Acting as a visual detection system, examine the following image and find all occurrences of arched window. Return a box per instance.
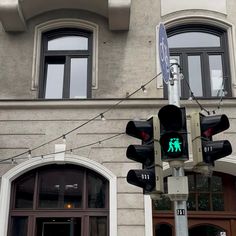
[153,172,236,212]
[165,25,231,99]
[39,28,93,99]
[8,164,109,236]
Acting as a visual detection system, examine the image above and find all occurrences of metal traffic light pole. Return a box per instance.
[168,58,189,236]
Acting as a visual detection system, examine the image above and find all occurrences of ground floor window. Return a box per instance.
[153,172,236,236]
[8,164,109,236]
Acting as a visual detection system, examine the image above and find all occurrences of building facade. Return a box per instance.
[0,0,235,235]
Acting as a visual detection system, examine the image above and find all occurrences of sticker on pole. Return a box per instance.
[158,23,170,84]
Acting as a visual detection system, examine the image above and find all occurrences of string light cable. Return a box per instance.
[0,72,161,164]
[171,62,210,115]
[2,132,125,164]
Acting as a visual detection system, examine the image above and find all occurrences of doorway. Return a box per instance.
[36,218,81,236]
[154,219,231,236]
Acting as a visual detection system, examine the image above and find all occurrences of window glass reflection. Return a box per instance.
[198,193,210,211]
[87,172,107,208]
[155,224,172,236]
[39,167,83,208]
[189,225,226,236]
[89,217,107,236]
[70,58,88,98]
[212,193,224,211]
[15,174,35,208]
[45,64,64,99]
[168,32,220,48]
[11,217,28,236]
[209,55,224,96]
[48,36,88,50]
[188,56,203,97]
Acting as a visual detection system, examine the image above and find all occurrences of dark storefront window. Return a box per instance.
[9,164,109,236]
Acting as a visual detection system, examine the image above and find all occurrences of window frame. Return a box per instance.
[8,164,109,236]
[164,25,232,99]
[39,28,93,99]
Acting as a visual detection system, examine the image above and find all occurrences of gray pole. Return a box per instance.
[168,58,189,236]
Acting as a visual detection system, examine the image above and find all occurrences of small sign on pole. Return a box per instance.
[158,23,170,84]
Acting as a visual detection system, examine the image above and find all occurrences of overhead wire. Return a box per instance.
[0,72,161,164]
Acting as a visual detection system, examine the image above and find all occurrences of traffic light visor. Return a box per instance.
[126,120,153,142]
[158,105,182,131]
[201,114,230,137]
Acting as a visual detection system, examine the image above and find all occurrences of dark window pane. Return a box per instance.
[188,174,195,192]
[212,193,224,211]
[187,193,196,211]
[90,217,107,236]
[48,36,88,50]
[45,64,64,99]
[11,216,28,236]
[155,224,172,236]
[87,172,107,208]
[211,175,223,192]
[36,218,81,236]
[209,55,224,97]
[168,32,220,48]
[196,175,209,191]
[198,193,210,211]
[153,195,172,210]
[15,173,35,208]
[70,58,88,98]
[188,56,203,97]
[189,225,226,236]
[39,167,84,208]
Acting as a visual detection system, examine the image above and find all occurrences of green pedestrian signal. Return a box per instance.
[167,138,182,153]
[158,105,189,162]
[160,132,183,158]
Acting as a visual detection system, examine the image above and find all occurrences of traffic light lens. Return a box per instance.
[160,132,184,158]
[140,131,150,141]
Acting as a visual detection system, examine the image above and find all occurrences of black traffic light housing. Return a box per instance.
[126,116,163,194]
[158,105,189,162]
[191,112,232,166]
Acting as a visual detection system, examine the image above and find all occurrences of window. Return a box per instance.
[153,173,225,211]
[39,28,92,99]
[165,25,231,98]
[8,164,109,236]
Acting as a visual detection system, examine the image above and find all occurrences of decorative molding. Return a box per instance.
[0,0,26,31]
[31,19,99,94]
[108,0,131,30]
[161,0,227,17]
[156,15,236,96]
[0,154,117,236]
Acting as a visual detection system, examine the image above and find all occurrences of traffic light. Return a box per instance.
[190,112,232,166]
[158,105,189,162]
[126,116,163,194]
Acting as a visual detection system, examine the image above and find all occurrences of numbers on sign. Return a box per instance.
[141,174,150,180]
[204,146,213,153]
[176,209,185,215]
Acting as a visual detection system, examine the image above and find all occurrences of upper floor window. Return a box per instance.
[166,25,231,99]
[39,28,92,99]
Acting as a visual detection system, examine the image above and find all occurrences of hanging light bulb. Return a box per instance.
[62,135,66,143]
[100,113,106,121]
[70,149,73,155]
[11,158,14,164]
[188,92,194,101]
[141,85,147,93]
[28,150,32,159]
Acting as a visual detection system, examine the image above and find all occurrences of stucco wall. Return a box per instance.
[0,1,236,236]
